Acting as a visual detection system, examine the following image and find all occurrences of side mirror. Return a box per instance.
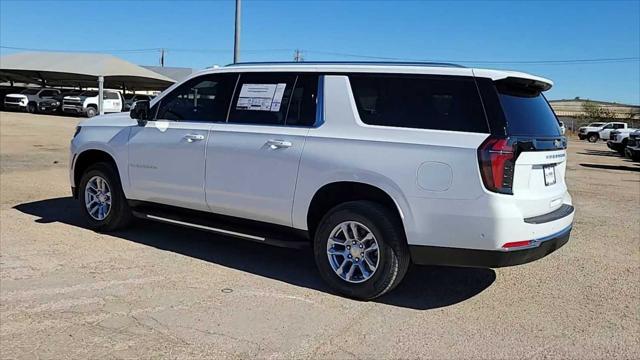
[130,100,150,126]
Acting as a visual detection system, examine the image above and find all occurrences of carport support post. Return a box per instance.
[98,76,104,115]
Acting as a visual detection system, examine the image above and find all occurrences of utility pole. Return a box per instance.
[160,48,165,67]
[234,0,241,63]
[293,49,303,62]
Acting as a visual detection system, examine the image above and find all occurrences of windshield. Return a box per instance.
[496,84,561,137]
[20,89,39,95]
[79,91,98,97]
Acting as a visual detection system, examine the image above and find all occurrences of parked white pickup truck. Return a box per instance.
[3,88,61,113]
[607,128,638,155]
[578,122,627,142]
[62,90,124,117]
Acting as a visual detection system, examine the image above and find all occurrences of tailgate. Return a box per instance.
[512,145,567,218]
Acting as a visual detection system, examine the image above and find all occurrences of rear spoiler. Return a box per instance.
[472,69,553,91]
[496,77,552,92]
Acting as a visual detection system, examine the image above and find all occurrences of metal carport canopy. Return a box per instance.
[0,52,176,114]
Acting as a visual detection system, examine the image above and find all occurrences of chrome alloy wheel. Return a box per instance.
[84,175,112,221]
[326,221,380,283]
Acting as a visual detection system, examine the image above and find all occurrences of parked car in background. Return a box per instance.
[558,120,566,135]
[38,90,83,114]
[70,62,574,299]
[598,122,628,142]
[123,94,154,111]
[62,90,124,117]
[0,86,26,110]
[606,128,638,155]
[623,129,640,161]
[3,88,61,113]
[577,122,605,141]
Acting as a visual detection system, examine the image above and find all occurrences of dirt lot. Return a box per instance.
[1,111,638,359]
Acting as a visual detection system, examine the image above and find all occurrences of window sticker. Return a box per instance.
[236,83,287,112]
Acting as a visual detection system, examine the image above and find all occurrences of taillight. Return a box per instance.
[478,136,515,194]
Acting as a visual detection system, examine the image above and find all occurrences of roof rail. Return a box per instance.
[225,61,466,68]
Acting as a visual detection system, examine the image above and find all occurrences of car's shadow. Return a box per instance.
[14,197,496,310]
[579,163,640,172]
[576,149,623,158]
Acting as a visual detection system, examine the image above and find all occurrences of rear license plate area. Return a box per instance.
[543,165,556,186]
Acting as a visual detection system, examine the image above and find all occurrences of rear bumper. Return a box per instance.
[410,225,571,268]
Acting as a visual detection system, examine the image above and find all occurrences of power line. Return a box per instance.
[304,50,640,65]
[1,45,638,65]
[0,45,162,54]
[0,45,291,54]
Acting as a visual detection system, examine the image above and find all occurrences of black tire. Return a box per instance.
[78,162,133,232]
[587,133,599,143]
[85,106,97,118]
[27,102,37,113]
[313,201,410,300]
[618,140,628,155]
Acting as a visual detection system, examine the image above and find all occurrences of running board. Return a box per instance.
[130,203,309,249]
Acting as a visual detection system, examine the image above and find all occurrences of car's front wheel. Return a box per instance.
[313,201,410,300]
[78,162,132,231]
[587,133,599,143]
[85,107,97,118]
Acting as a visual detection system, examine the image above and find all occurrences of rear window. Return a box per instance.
[496,82,560,137]
[349,75,489,133]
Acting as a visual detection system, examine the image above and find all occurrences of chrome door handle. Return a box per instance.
[266,139,292,149]
[184,134,205,142]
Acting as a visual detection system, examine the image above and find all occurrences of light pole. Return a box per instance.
[234,0,241,63]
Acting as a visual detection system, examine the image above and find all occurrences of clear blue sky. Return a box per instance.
[1,0,639,104]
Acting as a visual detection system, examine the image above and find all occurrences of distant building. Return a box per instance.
[549,98,640,120]
[142,66,194,82]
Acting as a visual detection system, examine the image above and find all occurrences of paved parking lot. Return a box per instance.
[1,111,638,359]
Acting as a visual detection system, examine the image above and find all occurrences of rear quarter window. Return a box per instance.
[349,74,489,133]
[495,81,561,137]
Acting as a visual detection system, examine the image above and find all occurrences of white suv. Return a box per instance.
[70,62,574,299]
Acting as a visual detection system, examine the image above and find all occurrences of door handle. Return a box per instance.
[184,134,205,142]
[266,139,292,149]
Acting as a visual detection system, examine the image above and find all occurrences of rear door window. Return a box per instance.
[285,74,318,127]
[104,92,119,100]
[495,80,561,137]
[349,74,489,133]
[228,73,297,126]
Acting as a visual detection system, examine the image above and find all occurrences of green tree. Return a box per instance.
[581,101,614,121]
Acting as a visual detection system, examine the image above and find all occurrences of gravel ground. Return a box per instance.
[1,111,638,359]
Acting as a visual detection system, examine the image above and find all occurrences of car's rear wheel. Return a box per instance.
[78,162,132,231]
[313,201,410,300]
[587,133,599,143]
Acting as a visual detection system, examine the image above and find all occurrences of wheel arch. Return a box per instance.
[305,181,410,241]
[73,149,119,198]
